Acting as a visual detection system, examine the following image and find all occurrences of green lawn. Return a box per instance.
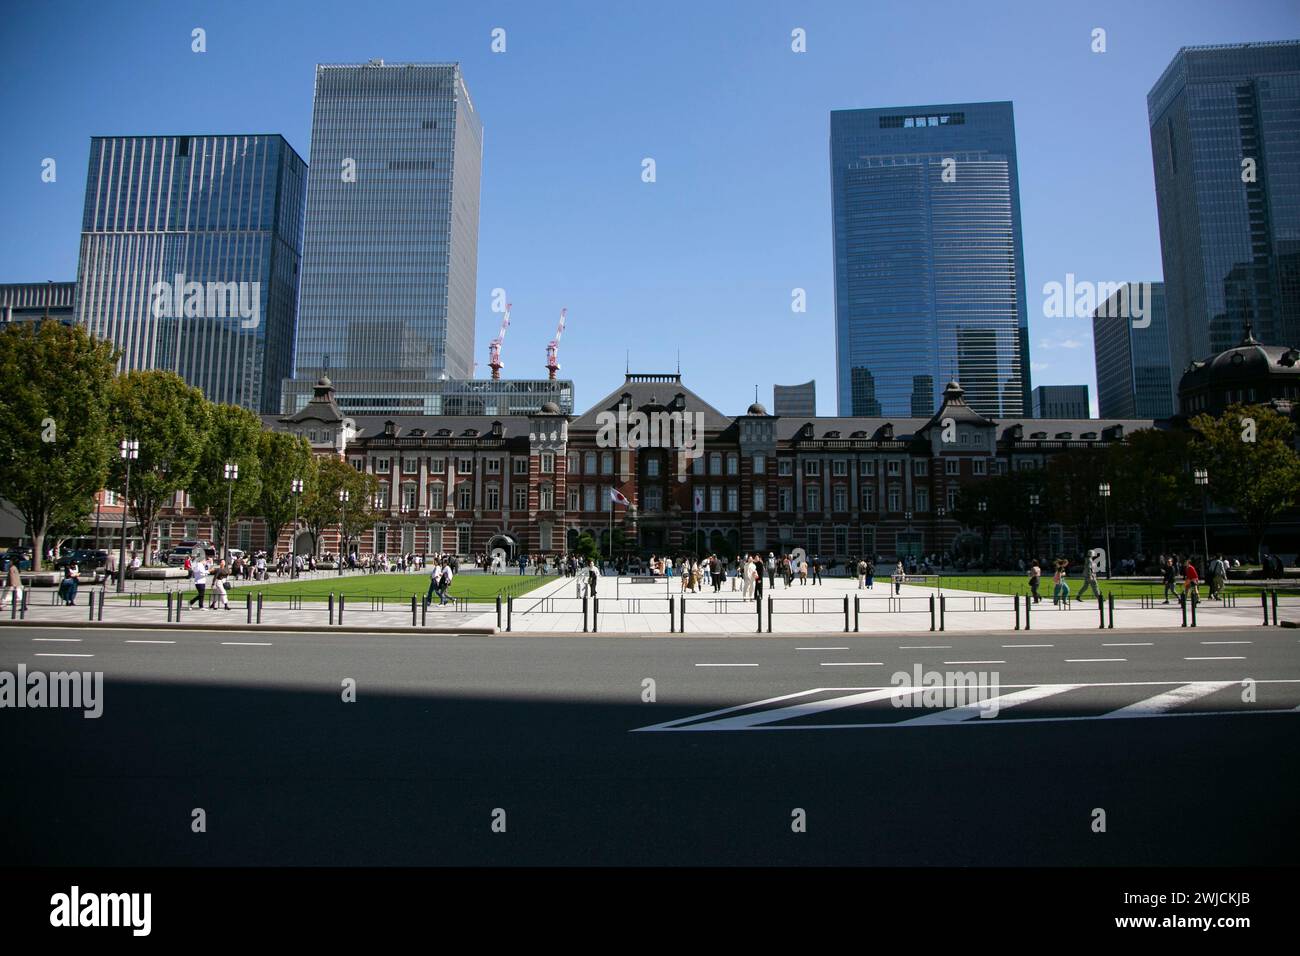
[127,573,557,604]
[922,575,1293,599]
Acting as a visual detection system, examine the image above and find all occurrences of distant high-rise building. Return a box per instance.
[773,380,816,417]
[1148,41,1300,378]
[831,102,1031,418]
[849,366,882,416]
[1092,282,1174,419]
[1,281,75,327]
[1032,385,1090,419]
[285,60,483,414]
[909,374,934,417]
[74,135,306,412]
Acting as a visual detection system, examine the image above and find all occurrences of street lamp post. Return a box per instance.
[1098,482,1112,579]
[904,511,913,562]
[337,489,350,576]
[290,478,304,579]
[116,438,138,593]
[222,462,239,564]
[1194,468,1210,570]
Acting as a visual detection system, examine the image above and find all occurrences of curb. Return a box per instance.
[0,620,496,635]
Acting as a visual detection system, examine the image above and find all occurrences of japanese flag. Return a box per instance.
[609,488,630,506]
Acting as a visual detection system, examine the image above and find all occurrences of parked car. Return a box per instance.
[1,548,34,571]
[56,548,110,570]
[166,540,214,567]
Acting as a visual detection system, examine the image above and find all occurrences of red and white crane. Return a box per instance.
[545,308,566,380]
[487,303,511,380]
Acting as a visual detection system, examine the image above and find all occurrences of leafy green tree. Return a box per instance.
[109,370,210,564]
[1106,428,1194,557]
[300,456,379,558]
[0,323,117,570]
[574,531,601,564]
[255,430,316,558]
[188,403,265,559]
[1190,404,1300,561]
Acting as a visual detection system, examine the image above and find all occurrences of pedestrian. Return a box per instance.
[753,554,764,604]
[865,558,875,590]
[1052,559,1070,605]
[59,561,80,605]
[1161,557,1177,604]
[1,560,22,610]
[1028,560,1041,604]
[893,560,905,596]
[1209,554,1227,601]
[188,556,209,608]
[1077,555,1100,601]
[766,552,776,590]
[209,563,231,610]
[1183,558,1200,602]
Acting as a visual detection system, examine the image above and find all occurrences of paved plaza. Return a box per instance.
[3,572,1286,635]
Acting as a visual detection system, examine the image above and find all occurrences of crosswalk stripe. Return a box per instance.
[1102,681,1236,718]
[671,686,914,731]
[896,684,1082,726]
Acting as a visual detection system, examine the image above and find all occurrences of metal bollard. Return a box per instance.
[843,595,850,633]
[592,597,599,633]
[328,593,334,626]
[1261,591,1269,626]
[1272,589,1279,627]
[1180,593,1187,627]
[1108,592,1114,629]
[1098,593,1105,629]
[421,598,427,627]
[1191,591,1198,627]
[929,594,935,632]
[940,594,946,632]
[97,589,104,622]
[854,595,860,633]
[1025,595,1031,631]
[496,595,501,629]
[1014,593,1020,631]
[670,595,675,633]
[167,592,173,623]
[339,594,345,625]
[257,592,264,624]
[246,593,253,624]
[506,595,512,632]
[20,590,28,620]
[757,596,763,634]
[582,596,588,633]
[767,596,773,633]
[176,591,182,622]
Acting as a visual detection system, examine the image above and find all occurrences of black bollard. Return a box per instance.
[97,589,104,622]
[854,595,860,633]
[496,595,501,629]
[1098,593,1105,629]
[929,594,935,632]
[257,592,264,624]
[592,597,599,633]
[339,593,345,625]
[670,595,675,634]
[582,596,588,632]
[1272,589,1279,627]
[940,594,946,632]
[328,592,334,626]
[1261,591,1269,626]
[1180,593,1187,627]
[411,594,417,627]
[1014,593,1020,631]
[767,596,773,633]
[506,596,512,632]
[843,595,849,633]
[1191,591,1198,627]
[246,593,252,624]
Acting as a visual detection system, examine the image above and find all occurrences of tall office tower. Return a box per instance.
[1032,384,1090,419]
[1149,41,1300,377]
[286,60,483,414]
[831,102,1031,418]
[849,366,882,416]
[1,281,75,327]
[909,374,934,417]
[1093,282,1174,419]
[74,135,306,412]
[773,380,816,417]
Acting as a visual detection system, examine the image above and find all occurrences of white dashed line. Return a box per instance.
[1003,644,1054,648]
[1103,642,1153,646]
[797,647,849,651]
[819,662,884,666]
[32,638,82,642]
[1066,658,1127,662]
[1200,641,1251,645]
[943,660,1005,665]
[1184,656,1245,661]
[899,645,952,649]
[126,640,176,644]
[221,642,273,646]
[694,663,758,667]
[33,653,94,658]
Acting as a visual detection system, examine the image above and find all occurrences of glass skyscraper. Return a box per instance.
[287,60,483,414]
[1149,41,1300,377]
[74,135,306,412]
[1092,282,1174,420]
[831,102,1031,418]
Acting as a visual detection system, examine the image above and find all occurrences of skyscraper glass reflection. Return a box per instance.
[74,135,306,412]
[288,60,483,414]
[1149,41,1300,376]
[831,102,1031,417]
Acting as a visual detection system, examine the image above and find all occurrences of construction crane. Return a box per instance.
[487,303,511,380]
[545,308,566,380]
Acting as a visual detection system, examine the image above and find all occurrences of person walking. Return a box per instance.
[766,552,776,590]
[1028,560,1042,604]
[893,560,905,596]
[1183,558,1200,603]
[798,558,808,586]
[1077,555,1100,601]
[865,558,875,590]
[812,558,822,585]
[209,562,231,610]
[753,554,764,605]
[1,560,22,610]
[1161,557,1178,604]
[188,556,209,608]
[59,561,80,606]
[1208,554,1227,601]
[1052,559,1070,606]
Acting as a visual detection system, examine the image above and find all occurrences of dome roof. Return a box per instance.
[1185,323,1300,381]
[747,402,768,416]
[539,401,561,414]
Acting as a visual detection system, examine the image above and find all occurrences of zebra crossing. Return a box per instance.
[632,679,1300,732]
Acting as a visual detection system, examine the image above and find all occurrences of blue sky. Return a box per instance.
[3,0,1298,416]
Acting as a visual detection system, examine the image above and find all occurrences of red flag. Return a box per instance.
[609,488,630,506]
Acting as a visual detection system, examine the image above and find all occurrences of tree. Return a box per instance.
[1107,428,1194,558]
[1190,404,1300,562]
[300,456,379,557]
[951,477,1001,568]
[109,371,210,563]
[575,532,601,564]
[188,404,265,559]
[0,323,117,570]
[1044,448,1107,560]
[256,431,316,559]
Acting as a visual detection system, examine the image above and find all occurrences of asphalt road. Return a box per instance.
[2,623,1297,865]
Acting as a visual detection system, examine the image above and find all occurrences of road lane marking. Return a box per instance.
[943,660,1005,665]
[819,662,883,666]
[1103,681,1236,718]
[896,684,1083,726]
[644,686,915,731]
[1003,644,1054,648]
[1065,658,1127,662]
[221,642,273,646]
[694,663,757,667]
[126,640,176,644]
[797,647,849,651]
[32,638,82,642]
[899,645,951,649]
[1184,656,1245,661]
[1200,641,1251,645]
[1104,642,1152,646]
[33,653,94,658]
